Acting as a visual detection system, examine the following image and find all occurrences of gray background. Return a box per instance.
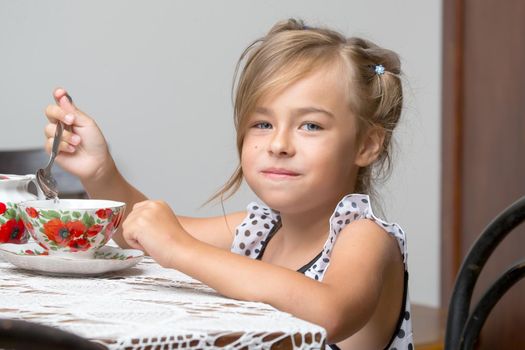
[0,0,441,306]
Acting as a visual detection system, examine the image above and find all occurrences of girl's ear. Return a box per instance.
[354,127,385,167]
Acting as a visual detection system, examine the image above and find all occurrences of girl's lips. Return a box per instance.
[261,168,300,178]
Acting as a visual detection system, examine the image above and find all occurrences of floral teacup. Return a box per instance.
[18,199,125,259]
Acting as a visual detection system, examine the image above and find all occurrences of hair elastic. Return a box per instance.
[374,64,385,75]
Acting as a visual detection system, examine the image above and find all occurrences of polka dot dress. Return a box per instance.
[231,194,413,349]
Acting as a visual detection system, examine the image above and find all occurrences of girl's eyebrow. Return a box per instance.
[293,107,335,118]
[254,106,334,118]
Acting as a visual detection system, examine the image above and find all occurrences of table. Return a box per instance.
[0,257,326,349]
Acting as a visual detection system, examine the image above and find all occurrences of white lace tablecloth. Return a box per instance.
[0,257,326,349]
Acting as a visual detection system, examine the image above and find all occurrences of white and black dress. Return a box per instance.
[230,194,413,350]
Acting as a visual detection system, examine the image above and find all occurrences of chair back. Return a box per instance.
[0,318,104,350]
[444,195,525,350]
[0,148,87,199]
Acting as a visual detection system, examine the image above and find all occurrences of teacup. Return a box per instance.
[18,199,125,259]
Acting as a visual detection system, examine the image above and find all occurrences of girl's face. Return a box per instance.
[241,65,371,214]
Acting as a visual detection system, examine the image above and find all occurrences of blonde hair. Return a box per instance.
[208,18,403,204]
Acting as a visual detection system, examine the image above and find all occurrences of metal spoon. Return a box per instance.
[36,121,64,199]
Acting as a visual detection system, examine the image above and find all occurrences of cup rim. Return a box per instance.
[19,199,126,210]
[0,174,35,182]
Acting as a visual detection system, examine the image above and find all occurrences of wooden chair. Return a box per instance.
[444,195,525,350]
[0,148,87,199]
[0,318,104,350]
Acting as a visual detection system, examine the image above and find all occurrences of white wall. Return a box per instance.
[0,0,441,306]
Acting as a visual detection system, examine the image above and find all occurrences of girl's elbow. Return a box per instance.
[324,308,370,344]
[324,321,345,344]
[324,319,355,344]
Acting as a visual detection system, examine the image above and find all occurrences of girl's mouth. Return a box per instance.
[261,168,300,178]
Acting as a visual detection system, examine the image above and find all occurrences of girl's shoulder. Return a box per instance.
[231,202,281,258]
[329,194,407,264]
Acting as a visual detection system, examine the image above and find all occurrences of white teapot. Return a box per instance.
[0,174,44,243]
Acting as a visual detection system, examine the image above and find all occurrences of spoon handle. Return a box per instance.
[45,122,64,171]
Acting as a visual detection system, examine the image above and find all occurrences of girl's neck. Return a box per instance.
[276,196,341,248]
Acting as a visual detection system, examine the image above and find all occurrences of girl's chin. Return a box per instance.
[256,193,317,214]
[255,187,348,216]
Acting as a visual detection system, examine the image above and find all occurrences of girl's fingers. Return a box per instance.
[126,238,145,252]
[53,88,77,111]
[132,201,149,210]
[45,136,76,154]
[121,220,146,251]
[44,124,82,146]
[53,88,93,126]
[44,104,66,123]
[123,231,146,251]
[44,104,77,127]
[45,89,94,127]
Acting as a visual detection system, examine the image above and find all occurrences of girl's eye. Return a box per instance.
[301,123,322,131]
[254,122,272,129]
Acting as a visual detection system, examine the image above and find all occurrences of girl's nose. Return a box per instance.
[268,130,295,157]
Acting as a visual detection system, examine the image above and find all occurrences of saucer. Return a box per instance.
[0,242,144,276]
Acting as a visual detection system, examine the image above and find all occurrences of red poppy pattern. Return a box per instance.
[25,207,39,218]
[96,208,113,219]
[0,202,29,244]
[86,224,103,237]
[0,219,25,243]
[19,205,125,253]
[42,219,93,250]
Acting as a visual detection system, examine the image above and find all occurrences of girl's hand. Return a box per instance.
[121,200,194,267]
[44,88,114,183]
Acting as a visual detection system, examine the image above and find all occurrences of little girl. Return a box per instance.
[44,19,413,350]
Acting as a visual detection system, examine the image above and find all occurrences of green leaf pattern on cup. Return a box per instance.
[82,212,96,228]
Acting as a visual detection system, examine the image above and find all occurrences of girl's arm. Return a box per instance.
[44,89,243,250]
[178,220,397,343]
[82,167,148,248]
[122,201,401,343]
[177,212,247,250]
[86,170,243,249]
[44,88,149,249]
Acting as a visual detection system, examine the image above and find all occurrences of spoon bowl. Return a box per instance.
[36,168,58,199]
